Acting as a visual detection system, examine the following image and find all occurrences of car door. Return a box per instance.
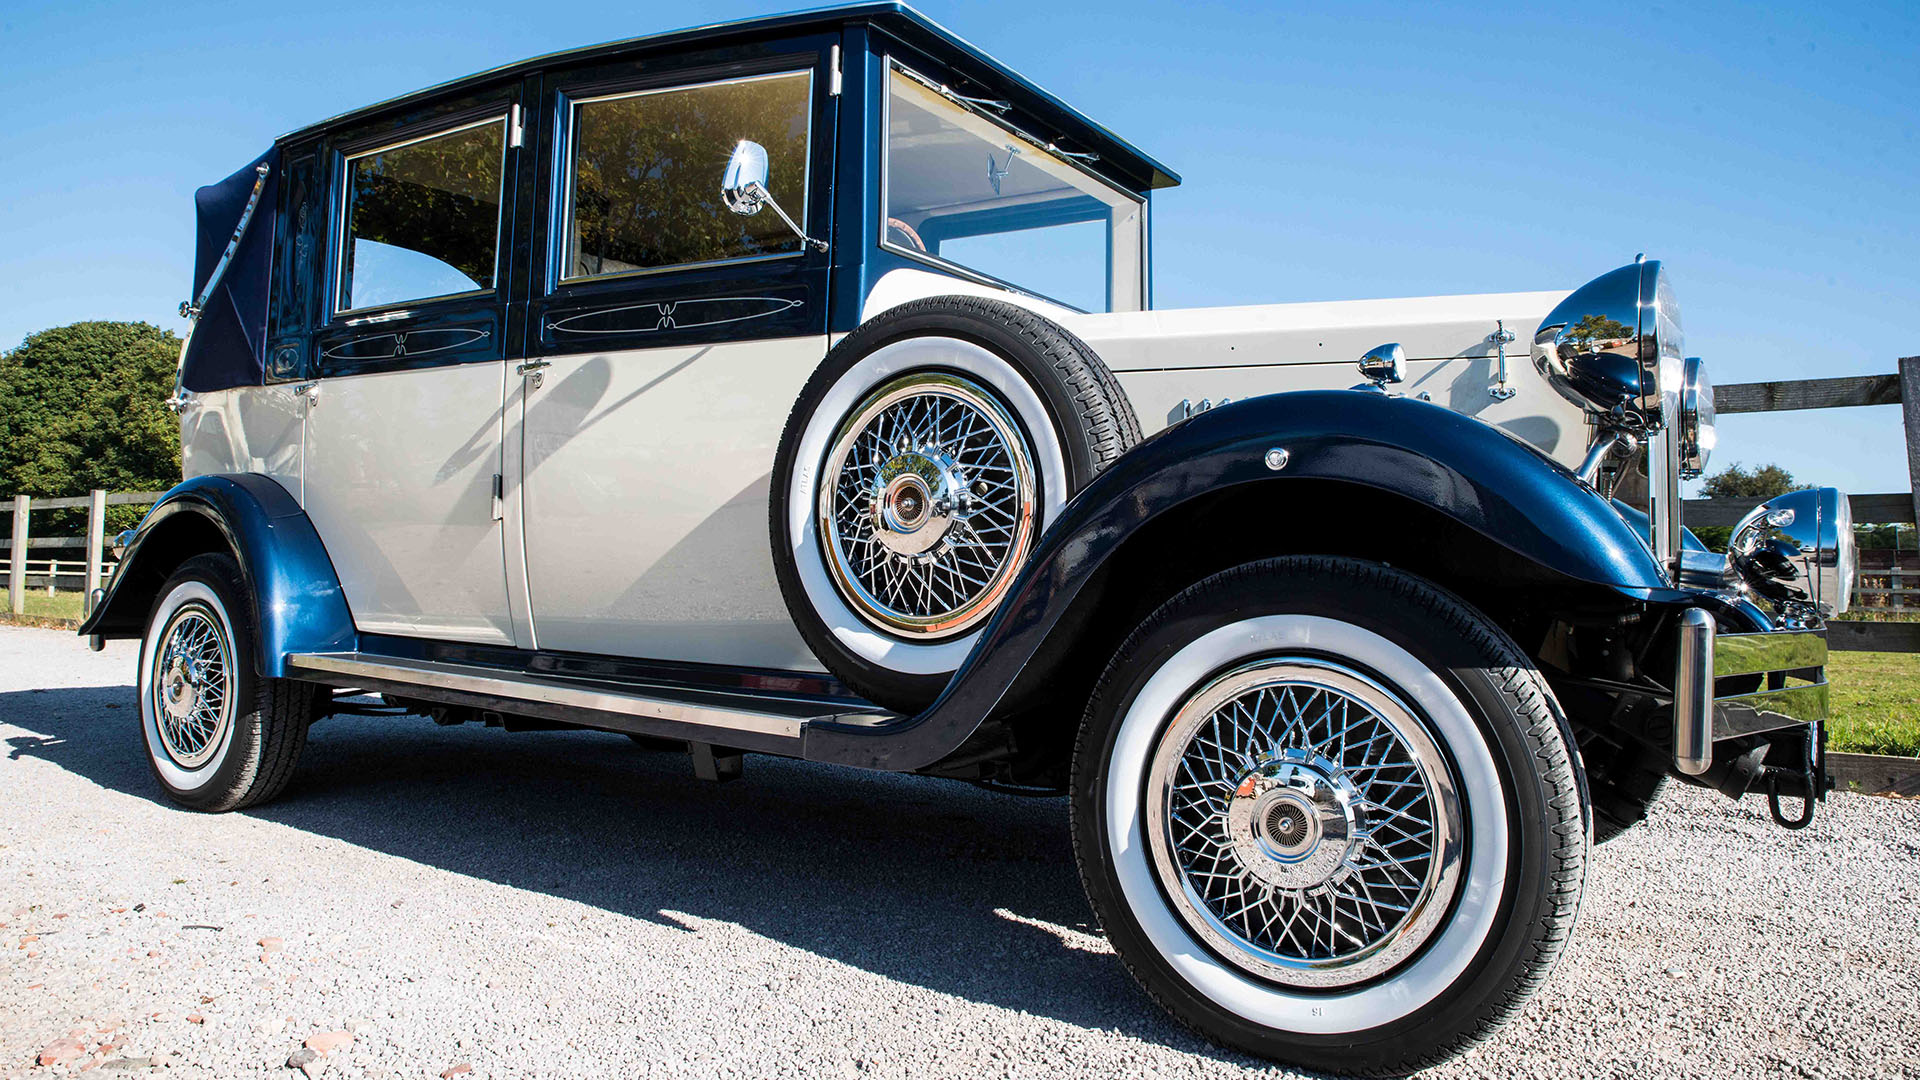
[513,35,838,666]
[302,82,533,646]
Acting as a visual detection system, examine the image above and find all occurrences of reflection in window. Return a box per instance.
[567,71,811,279]
[883,68,1144,313]
[337,118,506,312]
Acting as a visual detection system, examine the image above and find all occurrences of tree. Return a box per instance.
[1690,462,1797,552]
[0,321,182,536]
[1700,462,1795,501]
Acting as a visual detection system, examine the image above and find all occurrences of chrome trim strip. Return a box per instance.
[285,651,807,739]
[1713,682,1828,740]
[1713,630,1827,680]
[1674,609,1714,776]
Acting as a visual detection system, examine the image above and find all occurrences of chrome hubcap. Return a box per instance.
[1146,658,1463,988]
[819,372,1036,639]
[149,604,233,769]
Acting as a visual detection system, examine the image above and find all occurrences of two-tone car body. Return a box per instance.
[82,4,1855,1072]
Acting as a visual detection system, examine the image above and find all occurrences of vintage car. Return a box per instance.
[81,3,1857,1073]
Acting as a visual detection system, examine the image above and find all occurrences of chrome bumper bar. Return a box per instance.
[1672,620,1828,776]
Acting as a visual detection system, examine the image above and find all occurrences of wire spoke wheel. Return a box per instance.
[818,372,1037,639]
[1146,657,1464,989]
[148,602,235,769]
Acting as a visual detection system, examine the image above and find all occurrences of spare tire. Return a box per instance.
[771,295,1140,711]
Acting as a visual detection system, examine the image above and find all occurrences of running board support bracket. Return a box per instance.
[688,742,744,783]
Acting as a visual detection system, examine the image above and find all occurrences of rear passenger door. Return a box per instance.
[512,34,838,665]
[302,82,534,646]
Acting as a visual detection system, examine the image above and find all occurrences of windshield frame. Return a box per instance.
[878,60,1147,314]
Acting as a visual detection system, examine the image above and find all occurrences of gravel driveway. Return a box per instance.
[2,624,1916,1079]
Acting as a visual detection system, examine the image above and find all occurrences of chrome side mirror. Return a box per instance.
[720,140,827,252]
[1354,343,1406,392]
[721,140,770,215]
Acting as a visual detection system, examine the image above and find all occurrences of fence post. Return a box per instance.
[1901,355,1920,531]
[84,489,107,613]
[7,494,28,616]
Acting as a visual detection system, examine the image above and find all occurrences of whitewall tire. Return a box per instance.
[771,296,1139,709]
[1071,557,1587,1075]
[138,554,315,812]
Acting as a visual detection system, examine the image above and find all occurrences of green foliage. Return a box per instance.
[1700,462,1795,501]
[1855,523,1913,551]
[0,321,182,536]
[1692,525,1733,553]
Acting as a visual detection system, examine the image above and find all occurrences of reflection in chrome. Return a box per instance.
[818,373,1036,640]
[1679,356,1716,479]
[1354,342,1406,391]
[1146,659,1462,988]
[1729,487,1856,620]
[546,296,803,336]
[151,603,234,769]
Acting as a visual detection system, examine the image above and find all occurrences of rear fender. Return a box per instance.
[77,474,355,677]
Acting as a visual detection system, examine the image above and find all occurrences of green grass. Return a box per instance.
[1826,650,1920,757]
[7,590,87,622]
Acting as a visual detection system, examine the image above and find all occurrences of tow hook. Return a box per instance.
[1761,721,1830,830]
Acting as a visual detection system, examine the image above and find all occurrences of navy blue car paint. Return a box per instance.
[801,389,1674,771]
[183,147,281,393]
[77,475,357,678]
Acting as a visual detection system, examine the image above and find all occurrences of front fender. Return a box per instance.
[803,389,1668,770]
[78,474,355,677]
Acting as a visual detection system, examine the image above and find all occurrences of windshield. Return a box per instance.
[883,66,1145,313]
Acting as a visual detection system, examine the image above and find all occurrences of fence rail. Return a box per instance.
[6,361,1918,640]
[4,489,164,616]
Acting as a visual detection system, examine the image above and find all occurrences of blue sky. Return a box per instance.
[2,0,1915,496]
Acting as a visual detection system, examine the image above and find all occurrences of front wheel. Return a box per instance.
[138,553,316,812]
[1071,557,1587,1075]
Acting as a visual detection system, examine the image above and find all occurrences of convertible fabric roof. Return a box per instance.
[181,147,279,393]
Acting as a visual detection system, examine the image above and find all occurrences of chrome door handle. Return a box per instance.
[516,359,551,389]
[290,381,320,407]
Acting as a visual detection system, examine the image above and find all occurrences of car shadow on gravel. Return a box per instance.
[3,685,1263,1066]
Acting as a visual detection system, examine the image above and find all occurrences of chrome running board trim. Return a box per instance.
[285,651,871,746]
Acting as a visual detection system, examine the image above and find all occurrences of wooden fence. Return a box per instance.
[1685,355,1920,652]
[5,360,1918,635]
[2,490,164,616]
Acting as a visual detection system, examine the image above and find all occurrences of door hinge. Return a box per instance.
[828,45,842,96]
[508,104,525,148]
[491,473,505,521]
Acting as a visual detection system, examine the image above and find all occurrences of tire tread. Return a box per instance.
[1068,556,1587,1076]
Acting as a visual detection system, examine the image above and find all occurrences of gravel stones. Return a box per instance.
[2,625,1916,1078]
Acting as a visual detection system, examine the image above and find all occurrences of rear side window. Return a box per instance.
[336,117,507,313]
[563,70,812,280]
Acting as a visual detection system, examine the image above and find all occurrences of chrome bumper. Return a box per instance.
[1673,620,1828,776]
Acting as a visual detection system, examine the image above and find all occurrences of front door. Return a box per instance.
[302,83,530,646]
[515,38,838,666]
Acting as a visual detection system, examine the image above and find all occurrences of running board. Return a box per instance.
[284,651,888,754]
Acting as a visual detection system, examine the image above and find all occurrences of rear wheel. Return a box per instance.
[138,553,315,812]
[1071,557,1587,1075]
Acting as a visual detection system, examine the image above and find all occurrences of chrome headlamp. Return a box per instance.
[1729,487,1856,620]
[1532,258,1684,433]
[1678,355,1715,480]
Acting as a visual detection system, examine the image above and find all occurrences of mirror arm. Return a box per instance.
[749,182,828,253]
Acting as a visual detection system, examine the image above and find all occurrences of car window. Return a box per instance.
[564,70,812,280]
[883,66,1144,313]
[336,117,507,313]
